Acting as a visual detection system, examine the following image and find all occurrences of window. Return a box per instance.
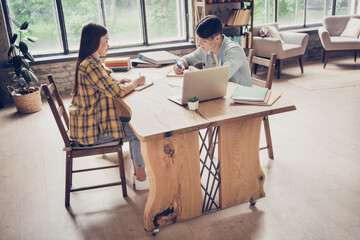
[254,0,275,25]
[335,0,359,15]
[306,0,333,25]
[277,0,305,27]
[253,0,359,28]
[2,0,190,56]
[5,0,63,54]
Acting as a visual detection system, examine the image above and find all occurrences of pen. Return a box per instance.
[174,59,182,70]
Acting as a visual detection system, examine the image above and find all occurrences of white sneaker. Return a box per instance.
[133,175,149,191]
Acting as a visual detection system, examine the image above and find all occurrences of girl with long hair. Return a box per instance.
[69,23,148,190]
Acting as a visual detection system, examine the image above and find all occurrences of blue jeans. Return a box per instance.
[87,122,145,168]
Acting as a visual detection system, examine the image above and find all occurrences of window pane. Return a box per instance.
[62,0,101,51]
[306,0,332,25]
[7,0,62,55]
[335,0,352,15]
[145,0,186,44]
[104,0,143,47]
[254,0,275,25]
[277,0,305,27]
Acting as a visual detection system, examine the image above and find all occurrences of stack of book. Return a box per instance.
[131,58,163,68]
[132,50,178,68]
[225,8,251,27]
[138,50,178,65]
[104,57,131,72]
[230,85,272,105]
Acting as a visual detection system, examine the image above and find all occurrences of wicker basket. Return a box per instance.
[8,86,42,113]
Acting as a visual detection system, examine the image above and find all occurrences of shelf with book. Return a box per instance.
[195,0,253,49]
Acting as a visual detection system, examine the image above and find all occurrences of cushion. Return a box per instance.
[340,17,360,38]
[259,26,270,38]
[266,25,285,43]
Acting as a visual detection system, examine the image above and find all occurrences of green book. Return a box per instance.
[230,85,268,101]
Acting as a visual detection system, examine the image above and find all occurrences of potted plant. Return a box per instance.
[187,96,199,110]
[7,17,41,113]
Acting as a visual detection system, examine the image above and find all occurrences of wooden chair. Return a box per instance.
[42,74,127,207]
[248,49,277,159]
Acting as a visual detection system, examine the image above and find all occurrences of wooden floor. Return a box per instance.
[1,57,359,240]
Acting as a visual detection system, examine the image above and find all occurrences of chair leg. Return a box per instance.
[254,63,258,74]
[298,55,304,74]
[276,59,281,79]
[354,52,357,62]
[65,152,72,207]
[263,117,274,160]
[117,147,127,197]
[323,51,330,68]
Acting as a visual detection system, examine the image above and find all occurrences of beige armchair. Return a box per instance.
[252,23,309,78]
[318,15,360,68]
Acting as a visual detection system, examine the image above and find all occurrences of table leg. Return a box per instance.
[218,117,266,209]
[141,131,202,231]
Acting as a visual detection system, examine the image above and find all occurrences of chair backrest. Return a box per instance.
[42,75,71,147]
[323,15,360,36]
[248,49,277,89]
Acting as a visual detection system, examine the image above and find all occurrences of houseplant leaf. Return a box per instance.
[10,33,17,44]
[25,36,38,42]
[25,52,34,62]
[20,21,29,30]
[9,55,23,70]
[19,41,28,55]
[29,70,39,83]
[22,58,30,69]
[14,68,21,77]
[8,45,14,58]
[21,68,32,84]
[9,15,20,27]
[18,78,26,88]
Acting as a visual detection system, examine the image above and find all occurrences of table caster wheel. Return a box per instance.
[250,199,257,206]
[152,228,159,236]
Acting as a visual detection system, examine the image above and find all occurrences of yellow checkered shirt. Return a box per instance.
[69,56,126,145]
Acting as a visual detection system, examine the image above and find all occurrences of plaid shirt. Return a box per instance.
[69,56,126,145]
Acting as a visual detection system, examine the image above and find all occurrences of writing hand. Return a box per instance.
[173,60,185,74]
[136,72,146,86]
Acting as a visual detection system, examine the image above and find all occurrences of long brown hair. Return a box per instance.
[72,23,108,96]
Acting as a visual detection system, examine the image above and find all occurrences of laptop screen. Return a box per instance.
[180,65,230,104]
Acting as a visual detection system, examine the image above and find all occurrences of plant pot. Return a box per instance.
[8,86,42,113]
[188,101,199,110]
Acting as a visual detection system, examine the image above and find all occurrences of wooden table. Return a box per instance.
[114,66,296,233]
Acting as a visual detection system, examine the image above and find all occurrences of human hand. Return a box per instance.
[135,72,146,86]
[173,60,185,74]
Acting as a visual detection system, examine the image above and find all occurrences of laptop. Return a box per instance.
[168,65,230,105]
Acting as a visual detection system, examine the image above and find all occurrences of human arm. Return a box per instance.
[111,72,145,95]
[122,73,145,95]
[85,61,144,98]
[222,46,248,79]
[180,47,206,68]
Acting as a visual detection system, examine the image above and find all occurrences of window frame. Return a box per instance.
[1,0,192,59]
[258,0,359,29]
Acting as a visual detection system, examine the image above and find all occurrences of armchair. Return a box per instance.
[318,15,360,68]
[252,23,309,78]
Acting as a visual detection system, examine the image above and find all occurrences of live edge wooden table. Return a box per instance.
[115,66,296,234]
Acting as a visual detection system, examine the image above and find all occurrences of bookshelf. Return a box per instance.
[195,0,253,49]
